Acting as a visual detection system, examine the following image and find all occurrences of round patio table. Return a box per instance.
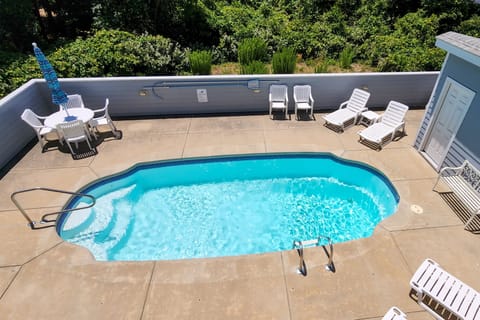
[45,108,94,128]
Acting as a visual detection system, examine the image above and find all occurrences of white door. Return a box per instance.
[424,78,475,168]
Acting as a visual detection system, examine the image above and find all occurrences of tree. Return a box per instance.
[0,0,39,51]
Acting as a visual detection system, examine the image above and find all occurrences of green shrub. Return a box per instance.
[271,48,296,74]
[338,46,355,69]
[238,38,267,65]
[0,30,190,98]
[240,60,268,74]
[189,50,212,75]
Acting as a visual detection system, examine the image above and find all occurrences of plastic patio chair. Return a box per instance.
[322,88,371,131]
[21,108,60,150]
[293,85,314,120]
[269,85,288,119]
[88,98,121,138]
[358,100,409,150]
[56,119,94,155]
[63,94,85,110]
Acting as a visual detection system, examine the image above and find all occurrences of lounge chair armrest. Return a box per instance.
[338,101,348,109]
[309,94,314,105]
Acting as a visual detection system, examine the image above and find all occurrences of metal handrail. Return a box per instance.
[292,235,335,276]
[11,187,96,229]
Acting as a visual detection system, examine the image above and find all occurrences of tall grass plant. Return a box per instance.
[272,48,296,74]
[189,50,212,75]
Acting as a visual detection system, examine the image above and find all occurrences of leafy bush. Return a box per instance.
[48,30,188,77]
[238,38,268,65]
[0,30,189,97]
[455,15,480,38]
[189,50,212,75]
[360,11,444,71]
[240,61,268,74]
[272,48,296,74]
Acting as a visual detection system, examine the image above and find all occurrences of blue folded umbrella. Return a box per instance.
[32,42,69,106]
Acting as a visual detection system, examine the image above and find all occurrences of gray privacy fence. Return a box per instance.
[1,72,438,170]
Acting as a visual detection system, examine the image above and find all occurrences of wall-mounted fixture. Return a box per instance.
[361,85,369,91]
[138,88,148,96]
[247,79,261,93]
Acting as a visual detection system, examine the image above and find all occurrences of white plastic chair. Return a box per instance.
[293,85,314,120]
[269,85,288,119]
[382,307,407,320]
[62,94,85,110]
[88,98,120,138]
[56,120,94,155]
[322,88,371,131]
[21,108,60,150]
[358,101,409,149]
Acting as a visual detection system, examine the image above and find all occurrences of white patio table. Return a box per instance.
[45,108,94,128]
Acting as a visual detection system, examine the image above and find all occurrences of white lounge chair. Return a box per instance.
[269,85,288,119]
[89,98,121,139]
[358,100,409,149]
[410,258,480,320]
[56,120,94,155]
[293,85,314,120]
[21,108,60,150]
[322,88,370,131]
[382,306,407,320]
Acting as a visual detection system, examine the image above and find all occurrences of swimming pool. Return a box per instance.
[58,153,399,261]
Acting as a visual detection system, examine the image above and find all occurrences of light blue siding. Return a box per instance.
[415,55,480,169]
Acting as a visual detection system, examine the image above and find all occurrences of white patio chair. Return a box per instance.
[293,85,314,120]
[322,88,371,131]
[358,100,409,150]
[56,120,94,155]
[21,108,60,150]
[88,98,120,138]
[382,306,407,320]
[62,94,85,110]
[269,85,288,119]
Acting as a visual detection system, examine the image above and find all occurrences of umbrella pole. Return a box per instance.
[61,103,71,117]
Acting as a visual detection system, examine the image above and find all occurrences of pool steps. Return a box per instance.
[63,186,136,260]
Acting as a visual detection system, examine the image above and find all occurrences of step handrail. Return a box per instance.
[11,187,96,229]
[293,235,334,276]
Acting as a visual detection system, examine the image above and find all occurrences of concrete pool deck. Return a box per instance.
[0,109,479,319]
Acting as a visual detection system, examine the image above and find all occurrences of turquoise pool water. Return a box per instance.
[58,153,399,261]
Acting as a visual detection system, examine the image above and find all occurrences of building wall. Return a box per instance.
[414,55,480,169]
[1,72,438,171]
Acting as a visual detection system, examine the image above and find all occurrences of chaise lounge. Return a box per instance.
[322,88,370,131]
[358,100,409,150]
[410,258,480,320]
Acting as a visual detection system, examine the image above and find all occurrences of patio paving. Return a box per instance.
[0,109,478,319]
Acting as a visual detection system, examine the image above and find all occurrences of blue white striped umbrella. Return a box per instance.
[32,42,69,106]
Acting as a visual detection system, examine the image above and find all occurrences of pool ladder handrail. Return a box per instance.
[292,235,334,276]
[11,187,96,229]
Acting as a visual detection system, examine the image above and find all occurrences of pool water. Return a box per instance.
[58,153,399,261]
